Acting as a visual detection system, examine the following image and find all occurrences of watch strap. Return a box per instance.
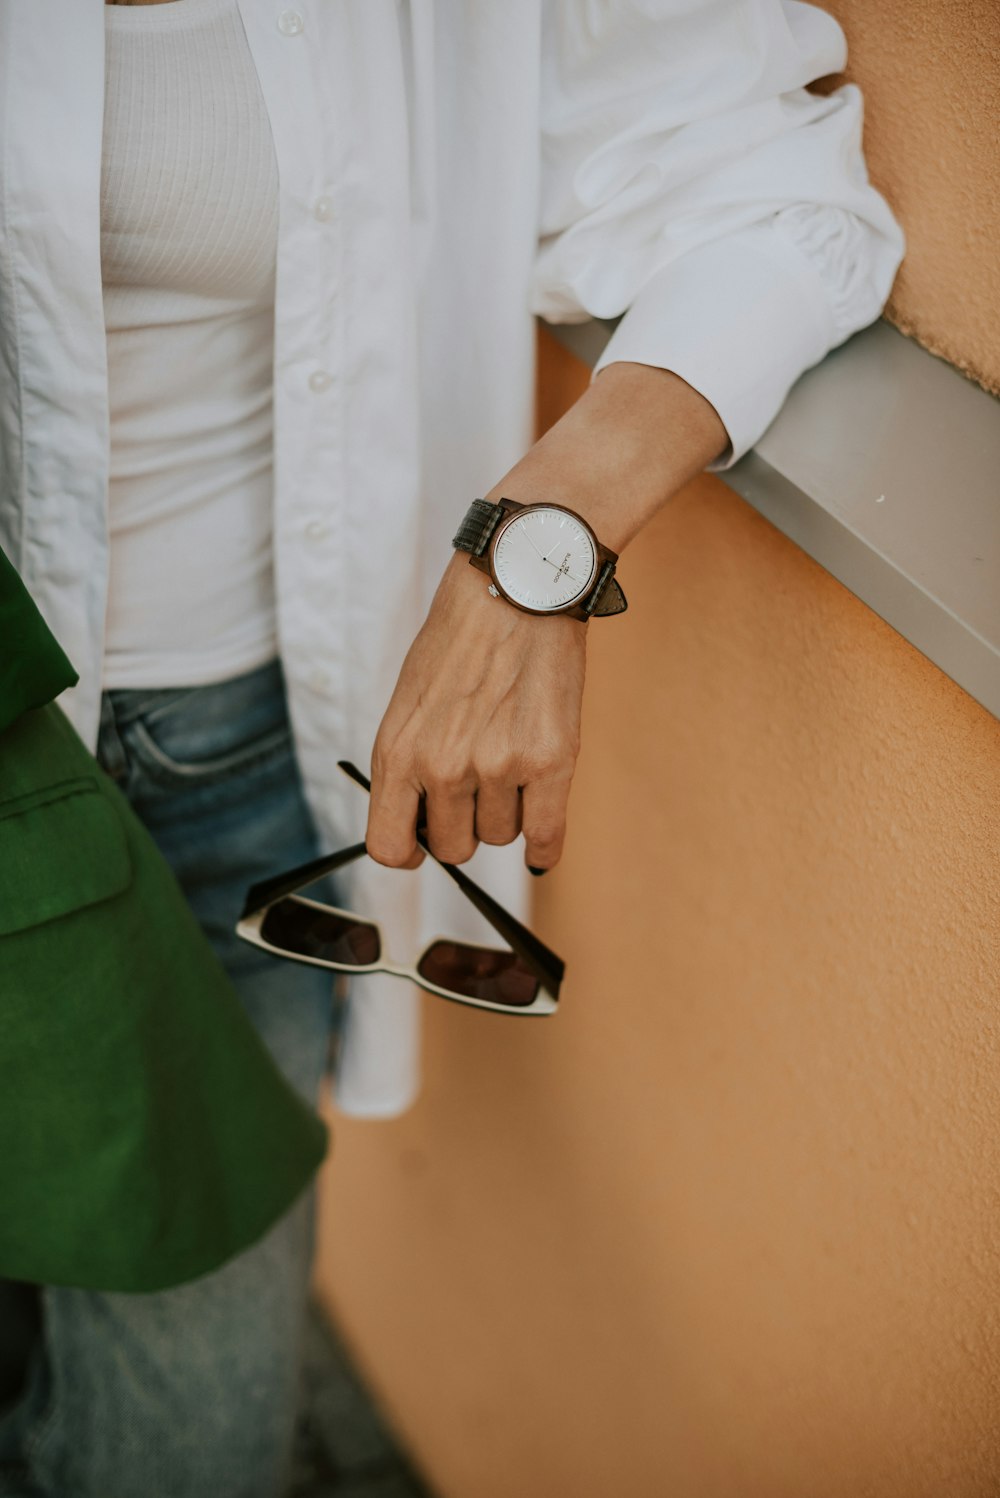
[584,565,628,619]
[452,498,505,558]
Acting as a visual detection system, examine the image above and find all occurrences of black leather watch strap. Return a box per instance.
[585,565,628,618]
[452,498,505,558]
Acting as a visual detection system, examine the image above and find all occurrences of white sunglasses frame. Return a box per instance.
[235,760,565,1014]
[237,893,559,1016]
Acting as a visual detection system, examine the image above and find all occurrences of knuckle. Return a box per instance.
[421,753,471,794]
[472,765,507,794]
[372,738,405,782]
[523,742,573,781]
[473,748,516,788]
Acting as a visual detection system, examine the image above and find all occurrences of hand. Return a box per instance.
[366,554,586,870]
[365,360,727,873]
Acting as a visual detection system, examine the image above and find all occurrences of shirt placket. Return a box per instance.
[236,1,351,808]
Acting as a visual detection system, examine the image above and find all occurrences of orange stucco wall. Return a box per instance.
[316,330,1000,1496]
[820,0,1000,395]
[316,6,1000,1489]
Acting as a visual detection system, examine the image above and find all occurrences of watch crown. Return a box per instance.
[487,584,500,598]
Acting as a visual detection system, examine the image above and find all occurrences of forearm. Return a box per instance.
[369,361,728,870]
[482,360,729,553]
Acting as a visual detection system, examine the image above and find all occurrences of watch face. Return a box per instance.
[491,506,599,613]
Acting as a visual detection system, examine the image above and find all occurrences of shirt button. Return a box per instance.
[308,369,332,393]
[304,517,329,541]
[314,196,334,223]
[277,10,304,36]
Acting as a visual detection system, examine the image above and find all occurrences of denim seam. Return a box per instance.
[127,717,292,785]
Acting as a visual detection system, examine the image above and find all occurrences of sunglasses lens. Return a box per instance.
[260,899,380,967]
[417,940,540,1008]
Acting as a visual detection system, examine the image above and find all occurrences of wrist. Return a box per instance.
[441,551,585,652]
[484,361,728,553]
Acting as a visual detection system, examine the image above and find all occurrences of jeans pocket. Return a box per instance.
[127,716,294,788]
[123,674,294,791]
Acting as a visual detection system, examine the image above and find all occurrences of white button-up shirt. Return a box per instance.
[0,0,902,1116]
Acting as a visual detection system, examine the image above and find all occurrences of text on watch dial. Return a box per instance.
[493,510,598,610]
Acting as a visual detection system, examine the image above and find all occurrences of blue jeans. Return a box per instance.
[0,661,339,1498]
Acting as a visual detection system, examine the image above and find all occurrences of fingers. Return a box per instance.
[364,568,586,870]
[521,774,572,872]
[368,760,526,867]
[412,765,524,864]
[370,766,567,870]
[368,750,481,868]
[423,774,478,865]
[370,749,571,871]
[365,771,424,869]
[474,778,522,847]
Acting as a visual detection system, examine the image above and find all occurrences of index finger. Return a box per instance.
[366,770,426,869]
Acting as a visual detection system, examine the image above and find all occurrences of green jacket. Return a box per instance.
[0,548,78,735]
[0,549,327,1291]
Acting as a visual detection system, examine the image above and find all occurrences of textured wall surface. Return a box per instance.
[316,335,1000,1497]
[820,0,1000,394]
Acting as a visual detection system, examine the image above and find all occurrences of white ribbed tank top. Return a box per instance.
[101,0,280,689]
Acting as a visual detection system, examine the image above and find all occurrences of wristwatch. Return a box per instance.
[452,498,628,621]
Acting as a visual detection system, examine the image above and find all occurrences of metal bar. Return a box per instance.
[543,317,1000,721]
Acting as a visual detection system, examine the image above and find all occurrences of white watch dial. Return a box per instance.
[492,507,599,612]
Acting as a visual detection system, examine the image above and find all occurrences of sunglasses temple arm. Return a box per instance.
[337,761,565,996]
[416,830,565,996]
[245,830,563,995]
[240,840,369,919]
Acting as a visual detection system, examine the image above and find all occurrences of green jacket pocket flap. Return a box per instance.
[0,779,132,936]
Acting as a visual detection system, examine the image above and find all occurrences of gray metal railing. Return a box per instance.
[546,318,1000,722]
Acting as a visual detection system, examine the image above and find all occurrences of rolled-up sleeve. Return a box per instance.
[531,0,905,467]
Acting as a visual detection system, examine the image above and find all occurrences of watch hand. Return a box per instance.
[514,520,587,584]
[518,527,551,565]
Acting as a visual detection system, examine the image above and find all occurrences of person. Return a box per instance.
[0,0,904,1492]
[0,542,326,1295]
[0,540,330,1491]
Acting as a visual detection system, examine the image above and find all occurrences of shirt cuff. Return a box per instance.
[592,221,837,470]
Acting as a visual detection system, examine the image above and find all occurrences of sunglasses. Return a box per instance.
[235,761,564,1015]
